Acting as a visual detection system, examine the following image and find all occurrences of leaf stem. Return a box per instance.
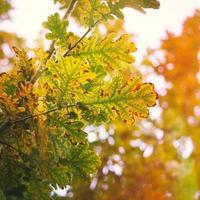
[63,0,78,19]
[63,20,100,57]
[13,103,76,123]
[63,27,92,57]
[30,0,78,84]
[0,104,76,133]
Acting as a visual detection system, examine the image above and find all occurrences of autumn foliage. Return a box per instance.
[67,9,200,200]
[1,0,200,200]
[0,0,159,199]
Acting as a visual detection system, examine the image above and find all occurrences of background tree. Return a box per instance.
[68,9,200,200]
[0,0,24,71]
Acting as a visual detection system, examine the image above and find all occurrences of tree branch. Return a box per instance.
[30,0,78,84]
[11,104,76,125]
[13,107,59,123]
[63,0,78,19]
[63,27,92,57]
[63,20,100,57]
[0,103,77,134]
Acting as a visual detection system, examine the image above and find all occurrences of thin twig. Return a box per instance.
[0,103,77,133]
[63,27,92,57]
[12,104,76,123]
[47,0,78,58]
[63,0,78,19]
[63,20,101,57]
[12,107,60,123]
[30,0,78,84]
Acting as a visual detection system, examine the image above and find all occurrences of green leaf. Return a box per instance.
[44,56,97,101]
[70,33,136,71]
[54,119,87,144]
[77,75,157,124]
[108,0,160,16]
[13,46,34,80]
[48,164,71,187]
[24,178,51,200]
[65,144,101,179]
[77,0,110,26]
[65,121,87,144]
[43,12,68,43]
[135,0,160,9]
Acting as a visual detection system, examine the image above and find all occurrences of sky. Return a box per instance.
[124,0,200,46]
[0,0,200,51]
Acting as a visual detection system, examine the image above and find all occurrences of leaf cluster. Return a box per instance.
[0,0,159,198]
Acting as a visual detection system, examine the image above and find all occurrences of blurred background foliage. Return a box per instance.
[0,0,12,19]
[64,9,200,200]
[1,0,200,199]
[0,0,24,72]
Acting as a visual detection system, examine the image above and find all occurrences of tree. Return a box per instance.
[0,0,159,199]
